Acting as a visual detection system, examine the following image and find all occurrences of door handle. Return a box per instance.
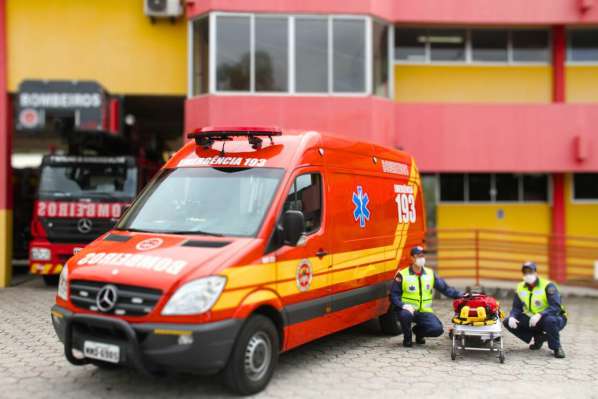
[316,249,328,259]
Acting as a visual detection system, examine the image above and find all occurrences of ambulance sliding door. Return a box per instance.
[326,166,393,328]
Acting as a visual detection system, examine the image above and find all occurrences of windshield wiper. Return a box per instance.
[159,230,224,237]
[39,190,71,196]
[113,227,161,234]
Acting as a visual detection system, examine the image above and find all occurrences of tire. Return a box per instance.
[379,306,402,336]
[223,315,279,395]
[43,275,59,286]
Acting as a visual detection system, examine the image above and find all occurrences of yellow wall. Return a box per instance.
[437,203,551,232]
[565,174,598,236]
[7,0,187,95]
[566,66,598,103]
[564,174,598,280]
[0,210,12,288]
[394,65,552,103]
[436,204,551,280]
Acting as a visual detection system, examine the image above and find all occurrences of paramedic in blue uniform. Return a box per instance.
[390,246,463,347]
[503,261,567,358]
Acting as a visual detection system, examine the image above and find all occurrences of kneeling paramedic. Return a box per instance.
[390,246,463,347]
[503,261,567,358]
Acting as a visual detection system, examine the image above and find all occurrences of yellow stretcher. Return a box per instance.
[449,305,506,363]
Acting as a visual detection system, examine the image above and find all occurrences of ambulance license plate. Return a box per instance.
[83,341,120,364]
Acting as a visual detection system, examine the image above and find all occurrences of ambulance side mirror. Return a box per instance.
[282,210,305,246]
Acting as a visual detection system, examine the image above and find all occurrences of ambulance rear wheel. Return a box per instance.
[379,307,402,336]
[43,275,59,286]
[223,315,279,395]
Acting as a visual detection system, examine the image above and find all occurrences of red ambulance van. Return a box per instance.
[51,127,425,394]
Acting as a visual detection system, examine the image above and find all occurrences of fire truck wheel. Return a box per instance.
[223,315,279,395]
[379,306,402,336]
[43,275,59,286]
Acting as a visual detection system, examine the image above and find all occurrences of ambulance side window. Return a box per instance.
[283,173,322,234]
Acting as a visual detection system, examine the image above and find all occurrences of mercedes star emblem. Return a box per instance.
[96,285,118,312]
[77,218,93,234]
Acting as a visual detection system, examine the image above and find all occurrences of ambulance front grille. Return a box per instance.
[70,280,163,317]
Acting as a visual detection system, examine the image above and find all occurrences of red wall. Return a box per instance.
[186,0,598,24]
[396,103,598,172]
[185,96,598,173]
[185,96,396,147]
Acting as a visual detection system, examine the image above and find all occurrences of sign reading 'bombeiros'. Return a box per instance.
[36,201,127,219]
[77,252,187,276]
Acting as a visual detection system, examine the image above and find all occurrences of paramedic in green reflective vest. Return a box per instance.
[390,246,463,347]
[503,261,567,358]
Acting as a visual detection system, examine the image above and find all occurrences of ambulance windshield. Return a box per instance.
[116,167,284,237]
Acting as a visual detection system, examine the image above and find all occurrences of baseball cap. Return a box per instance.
[521,261,537,273]
[410,246,424,256]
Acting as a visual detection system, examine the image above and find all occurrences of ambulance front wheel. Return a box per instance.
[379,306,402,336]
[223,315,279,395]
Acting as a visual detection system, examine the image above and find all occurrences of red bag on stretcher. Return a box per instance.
[452,292,504,326]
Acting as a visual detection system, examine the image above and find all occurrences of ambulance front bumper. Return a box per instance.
[51,305,242,375]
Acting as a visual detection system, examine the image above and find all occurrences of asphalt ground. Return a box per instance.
[1,277,597,399]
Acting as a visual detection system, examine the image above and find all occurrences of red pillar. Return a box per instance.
[550,174,567,283]
[549,26,567,284]
[0,0,11,288]
[552,25,566,103]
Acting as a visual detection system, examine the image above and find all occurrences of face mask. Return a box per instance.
[523,273,537,285]
[415,257,426,267]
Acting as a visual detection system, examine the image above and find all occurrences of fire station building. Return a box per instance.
[2,0,598,286]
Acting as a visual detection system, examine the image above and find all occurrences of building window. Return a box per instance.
[193,13,380,96]
[429,29,466,62]
[395,28,427,62]
[192,18,210,95]
[295,18,328,93]
[255,17,288,92]
[568,29,598,62]
[439,174,465,202]
[439,173,550,203]
[372,20,390,97]
[573,173,598,200]
[395,27,550,64]
[468,174,492,202]
[215,15,251,91]
[333,18,366,92]
[495,173,519,201]
[512,30,550,62]
[523,174,548,201]
[472,29,508,62]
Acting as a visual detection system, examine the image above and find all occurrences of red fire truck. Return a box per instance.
[29,155,140,285]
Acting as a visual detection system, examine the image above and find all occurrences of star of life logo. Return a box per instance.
[352,186,371,228]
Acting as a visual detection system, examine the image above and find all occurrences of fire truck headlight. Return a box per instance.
[31,247,51,261]
[58,265,69,301]
[162,276,226,316]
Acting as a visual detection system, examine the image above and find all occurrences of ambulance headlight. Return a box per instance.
[162,276,226,316]
[31,247,51,260]
[57,265,69,301]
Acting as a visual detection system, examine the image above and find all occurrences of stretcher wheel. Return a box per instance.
[451,336,456,361]
[499,351,505,364]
